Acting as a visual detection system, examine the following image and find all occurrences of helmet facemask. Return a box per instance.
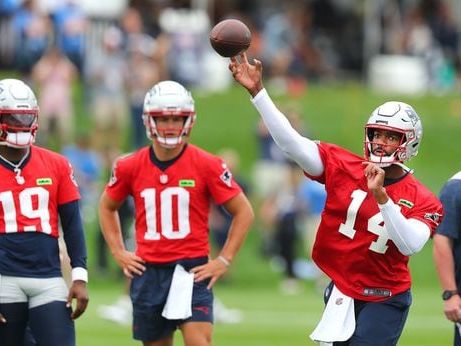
[143,109,195,149]
[0,79,39,149]
[365,126,408,167]
[142,81,196,149]
[364,101,422,167]
[0,109,38,148]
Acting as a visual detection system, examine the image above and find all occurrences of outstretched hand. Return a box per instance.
[229,53,263,97]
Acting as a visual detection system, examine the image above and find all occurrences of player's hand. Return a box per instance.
[114,250,146,278]
[362,162,388,204]
[0,313,6,323]
[444,294,461,323]
[229,52,263,97]
[67,280,89,320]
[190,258,229,289]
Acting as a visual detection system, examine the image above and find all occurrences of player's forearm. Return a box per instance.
[59,200,88,282]
[219,198,254,263]
[433,234,457,290]
[378,199,430,256]
[99,208,127,256]
[251,89,324,176]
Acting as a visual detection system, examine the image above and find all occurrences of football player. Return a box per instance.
[229,53,443,345]
[434,172,461,345]
[99,80,254,345]
[0,78,88,345]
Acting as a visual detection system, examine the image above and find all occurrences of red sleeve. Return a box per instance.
[105,156,132,202]
[206,156,242,205]
[57,158,80,205]
[406,193,444,235]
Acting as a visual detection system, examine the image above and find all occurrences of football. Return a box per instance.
[209,19,251,58]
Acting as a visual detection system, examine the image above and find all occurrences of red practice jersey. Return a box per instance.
[0,146,80,238]
[307,143,442,301]
[105,144,242,263]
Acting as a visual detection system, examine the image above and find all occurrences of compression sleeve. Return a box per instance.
[58,200,88,282]
[378,199,430,256]
[251,89,324,176]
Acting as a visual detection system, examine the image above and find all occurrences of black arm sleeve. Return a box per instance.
[58,200,87,269]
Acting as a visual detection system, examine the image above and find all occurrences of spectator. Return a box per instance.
[31,46,78,150]
[53,0,87,74]
[86,26,128,153]
[11,0,51,77]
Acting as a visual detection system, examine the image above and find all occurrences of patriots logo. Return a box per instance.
[404,108,419,126]
[108,162,118,186]
[424,212,442,225]
[68,163,78,187]
[220,169,233,187]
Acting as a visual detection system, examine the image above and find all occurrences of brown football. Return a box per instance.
[209,19,251,58]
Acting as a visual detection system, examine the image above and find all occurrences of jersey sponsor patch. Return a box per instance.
[220,169,232,187]
[179,179,195,187]
[397,199,414,209]
[36,177,52,185]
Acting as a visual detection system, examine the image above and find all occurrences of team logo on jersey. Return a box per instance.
[36,178,52,185]
[220,169,233,187]
[108,168,117,186]
[108,161,119,187]
[160,174,168,184]
[179,179,195,187]
[397,199,414,209]
[68,163,78,187]
[424,212,441,225]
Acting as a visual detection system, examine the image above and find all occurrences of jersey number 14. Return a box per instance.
[338,189,394,254]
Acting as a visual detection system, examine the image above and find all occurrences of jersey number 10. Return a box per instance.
[141,187,191,240]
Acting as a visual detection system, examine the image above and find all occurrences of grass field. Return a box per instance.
[71,82,461,345]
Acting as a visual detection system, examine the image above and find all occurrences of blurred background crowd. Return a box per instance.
[0,0,460,321]
[0,0,460,150]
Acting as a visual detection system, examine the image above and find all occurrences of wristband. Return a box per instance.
[217,255,231,267]
[72,267,88,282]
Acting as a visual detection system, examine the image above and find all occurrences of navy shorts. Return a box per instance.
[324,282,412,346]
[130,257,213,342]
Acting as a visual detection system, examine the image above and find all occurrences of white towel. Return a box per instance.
[161,264,194,320]
[310,285,355,344]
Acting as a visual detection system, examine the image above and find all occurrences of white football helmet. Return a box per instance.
[142,81,196,148]
[0,79,38,148]
[364,101,423,166]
